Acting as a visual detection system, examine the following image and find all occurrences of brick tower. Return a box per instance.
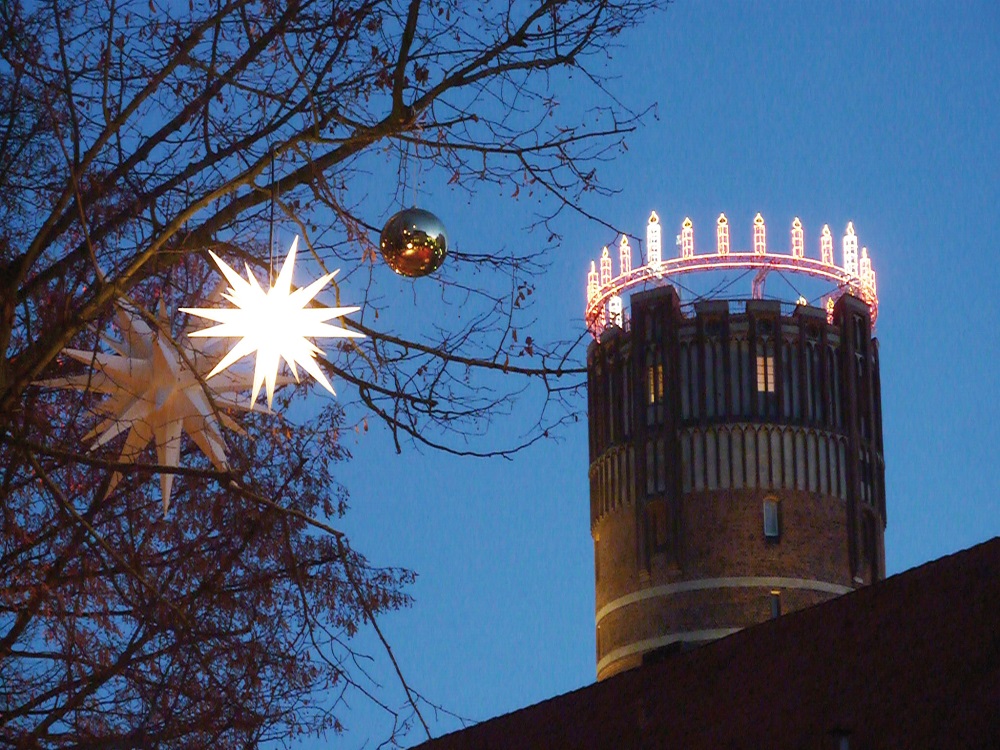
[584,214,885,680]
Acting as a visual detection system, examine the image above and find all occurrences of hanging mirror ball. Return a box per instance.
[379,207,448,278]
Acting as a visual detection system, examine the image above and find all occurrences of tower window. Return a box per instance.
[756,354,775,393]
[763,498,780,540]
[769,589,782,619]
[647,363,664,404]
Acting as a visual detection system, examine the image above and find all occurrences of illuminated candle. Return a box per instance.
[791,217,804,258]
[753,213,767,255]
[681,217,694,258]
[619,234,632,276]
[600,246,612,286]
[647,211,662,269]
[821,224,834,265]
[843,222,859,278]
[717,213,730,255]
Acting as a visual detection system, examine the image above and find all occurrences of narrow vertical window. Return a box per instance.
[769,590,782,618]
[646,359,663,425]
[646,363,656,404]
[763,498,780,539]
[756,354,775,393]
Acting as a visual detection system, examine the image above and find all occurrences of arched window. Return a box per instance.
[763,497,781,540]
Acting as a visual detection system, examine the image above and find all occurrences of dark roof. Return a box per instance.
[417,537,1000,750]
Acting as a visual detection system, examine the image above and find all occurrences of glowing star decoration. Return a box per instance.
[39,301,256,513]
[181,237,364,409]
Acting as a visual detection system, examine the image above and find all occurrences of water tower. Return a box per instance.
[585,213,885,680]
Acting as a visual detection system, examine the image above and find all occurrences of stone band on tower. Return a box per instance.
[585,214,886,681]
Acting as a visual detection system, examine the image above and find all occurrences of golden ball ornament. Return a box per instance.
[379,207,448,278]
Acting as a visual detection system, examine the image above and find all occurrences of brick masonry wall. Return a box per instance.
[595,488,857,679]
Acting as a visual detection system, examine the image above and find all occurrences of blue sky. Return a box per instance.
[316,2,1000,745]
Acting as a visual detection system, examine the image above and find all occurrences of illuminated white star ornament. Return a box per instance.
[39,301,256,513]
[181,236,364,408]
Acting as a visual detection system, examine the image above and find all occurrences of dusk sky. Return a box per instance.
[316,2,1000,746]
